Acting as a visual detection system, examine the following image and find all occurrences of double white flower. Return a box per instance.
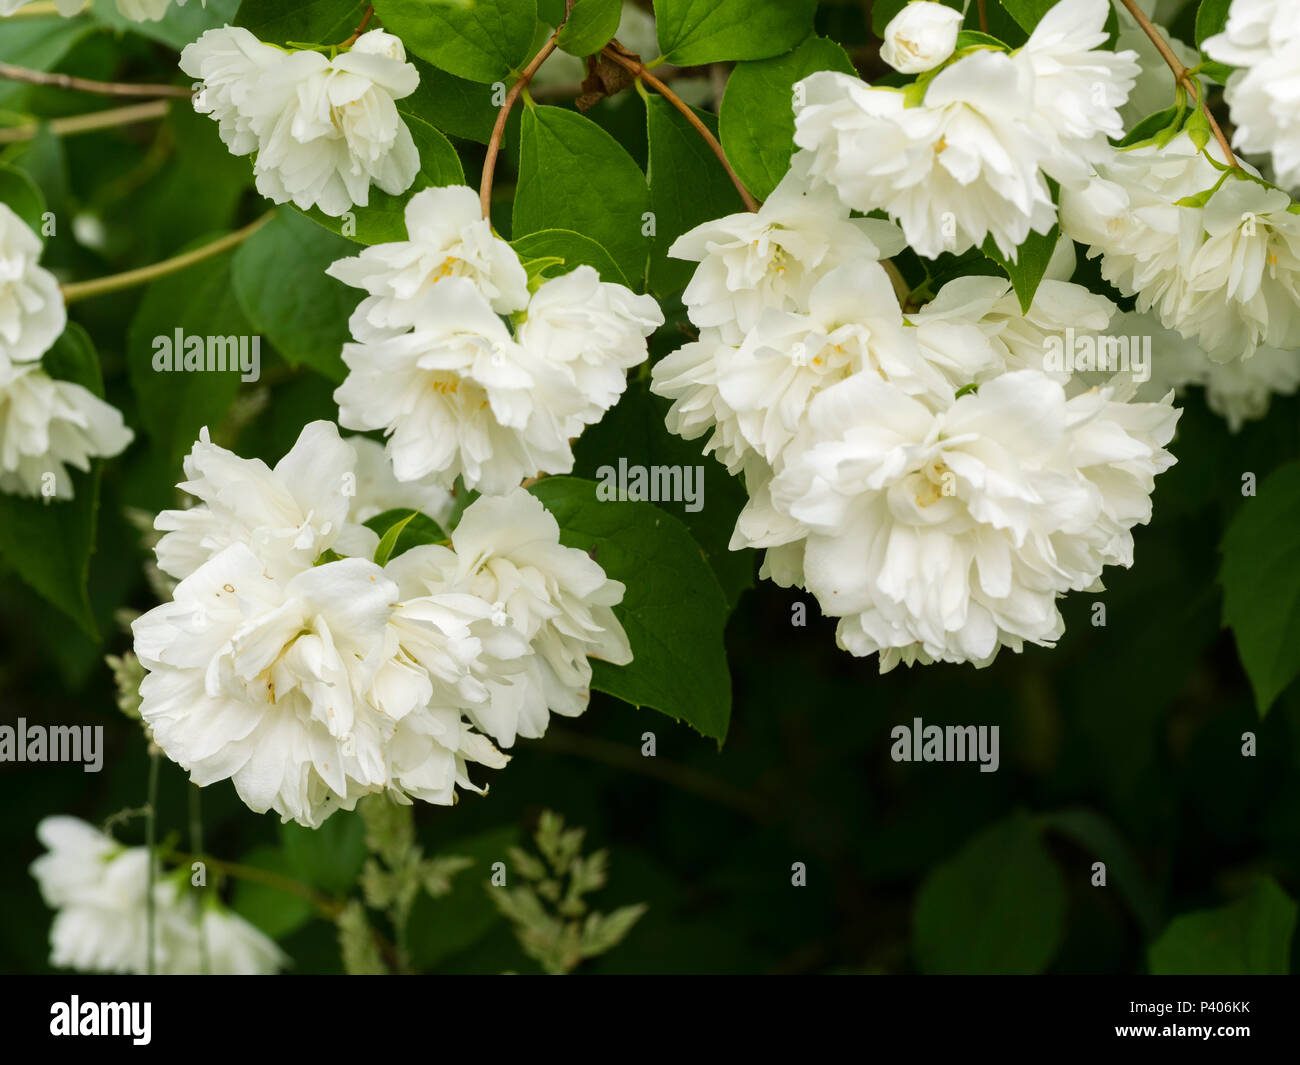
[332,185,663,493]
[1061,132,1300,361]
[180,28,420,217]
[132,422,632,826]
[0,204,133,498]
[31,817,284,975]
[792,0,1137,258]
[1204,0,1300,191]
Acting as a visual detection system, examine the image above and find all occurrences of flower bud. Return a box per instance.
[880,1,963,74]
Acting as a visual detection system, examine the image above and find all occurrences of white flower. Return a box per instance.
[335,256,660,494]
[1061,135,1300,360]
[733,370,1178,670]
[1013,0,1140,184]
[346,434,453,528]
[179,26,284,157]
[0,203,65,365]
[668,156,904,336]
[386,489,632,747]
[31,817,284,975]
[1204,0,1300,189]
[334,278,566,493]
[880,1,963,74]
[1126,309,1300,431]
[326,185,530,331]
[794,50,1057,258]
[183,28,421,217]
[514,265,663,436]
[0,361,134,498]
[153,420,378,583]
[133,546,404,826]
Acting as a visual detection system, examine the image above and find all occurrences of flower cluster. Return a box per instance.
[0,204,133,498]
[131,420,631,826]
[330,184,663,493]
[30,816,284,975]
[653,163,1180,671]
[1204,0,1300,191]
[1060,132,1300,361]
[180,27,420,217]
[792,0,1139,258]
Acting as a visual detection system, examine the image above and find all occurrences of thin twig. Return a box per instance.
[977,0,989,34]
[61,212,273,303]
[1117,0,1236,166]
[0,61,192,99]
[339,4,374,49]
[480,33,562,219]
[600,44,759,212]
[0,100,171,144]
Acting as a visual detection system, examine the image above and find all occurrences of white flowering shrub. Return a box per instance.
[1,0,1298,980]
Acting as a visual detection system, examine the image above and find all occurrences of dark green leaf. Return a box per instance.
[913,811,1066,974]
[510,228,630,288]
[232,209,355,383]
[234,0,371,46]
[373,0,539,83]
[529,476,732,742]
[1220,459,1300,714]
[1148,878,1296,975]
[653,0,817,66]
[0,165,47,238]
[281,810,367,896]
[365,508,447,565]
[558,0,621,57]
[981,220,1060,313]
[513,105,651,290]
[719,35,856,202]
[1195,0,1233,48]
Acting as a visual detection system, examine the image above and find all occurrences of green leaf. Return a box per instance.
[1116,105,1185,148]
[365,508,447,565]
[510,228,630,288]
[0,325,105,638]
[981,220,1060,313]
[997,0,1059,35]
[125,241,253,469]
[529,477,732,742]
[373,0,539,83]
[229,844,315,940]
[513,105,651,291]
[719,35,856,203]
[298,112,464,244]
[233,0,371,46]
[646,97,744,295]
[558,0,621,57]
[1220,459,1300,714]
[0,164,48,238]
[572,381,754,610]
[1148,878,1296,975]
[913,812,1066,974]
[91,0,240,50]
[232,209,356,383]
[404,57,500,144]
[955,30,1009,50]
[1195,0,1233,48]
[281,810,367,897]
[0,15,95,112]
[653,0,817,66]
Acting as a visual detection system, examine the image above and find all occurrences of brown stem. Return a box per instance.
[169,850,342,919]
[600,44,759,212]
[977,0,988,34]
[480,33,562,219]
[339,5,375,49]
[1116,0,1236,166]
[0,100,171,144]
[0,62,192,99]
